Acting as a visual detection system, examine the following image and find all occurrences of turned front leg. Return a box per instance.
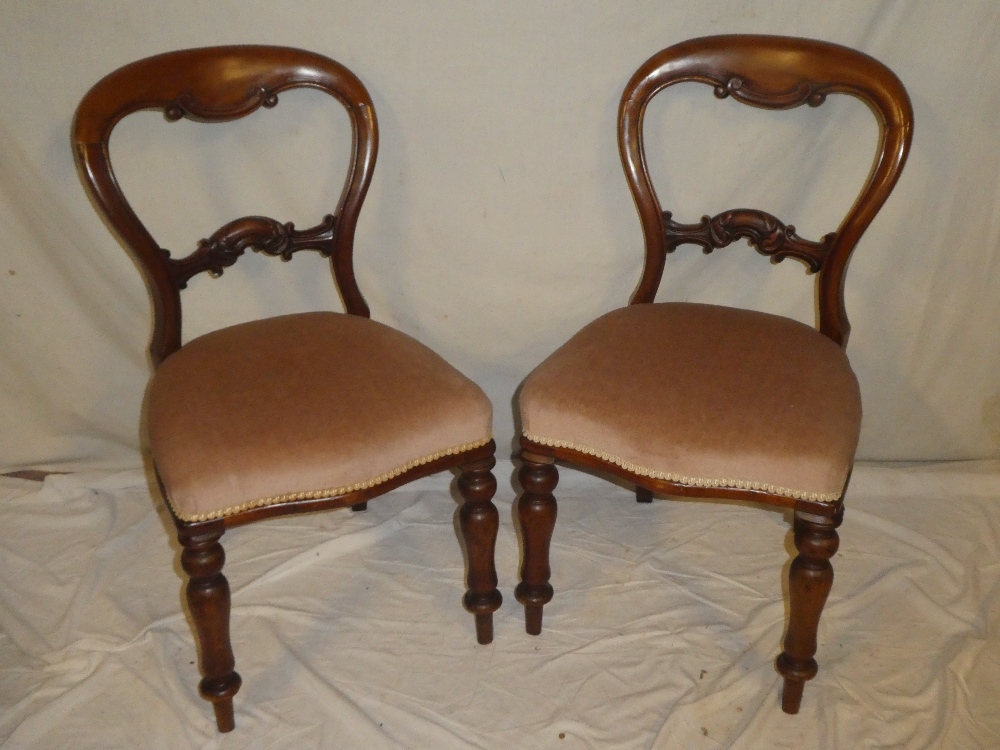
[776,507,842,714]
[178,522,242,732]
[514,454,558,635]
[458,454,502,644]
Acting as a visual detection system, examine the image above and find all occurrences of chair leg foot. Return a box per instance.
[178,521,242,733]
[474,613,493,644]
[515,456,558,635]
[636,486,653,503]
[351,501,367,512]
[458,454,502,644]
[209,684,237,732]
[779,669,806,714]
[776,507,842,714]
[523,603,544,635]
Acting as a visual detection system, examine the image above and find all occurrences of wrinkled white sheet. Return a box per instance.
[1,461,997,749]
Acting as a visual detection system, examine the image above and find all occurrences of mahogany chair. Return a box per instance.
[72,46,501,732]
[514,35,912,712]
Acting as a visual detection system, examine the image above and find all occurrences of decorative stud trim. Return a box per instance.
[523,433,842,503]
[169,437,492,522]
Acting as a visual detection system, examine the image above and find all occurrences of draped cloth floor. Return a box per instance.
[1,461,997,749]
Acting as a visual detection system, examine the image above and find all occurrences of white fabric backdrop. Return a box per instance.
[1,1,1000,470]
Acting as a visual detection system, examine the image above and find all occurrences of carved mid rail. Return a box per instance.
[662,209,834,273]
[163,214,338,288]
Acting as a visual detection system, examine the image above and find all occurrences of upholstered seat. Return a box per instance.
[149,312,492,522]
[520,302,860,502]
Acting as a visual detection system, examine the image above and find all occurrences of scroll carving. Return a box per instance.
[662,209,833,273]
[163,214,337,288]
[165,85,279,122]
[713,77,829,109]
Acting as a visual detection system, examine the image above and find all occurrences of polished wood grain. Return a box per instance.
[776,508,843,714]
[178,522,241,732]
[458,455,503,644]
[516,35,912,714]
[74,46,499,732]
[620,34,913,346]
[513,454,558,636]
[167,214,339,289]
[661,209,832,274]
[73,45,377,366]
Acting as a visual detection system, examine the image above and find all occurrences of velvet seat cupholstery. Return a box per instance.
[514,35,912,714]
[72,46,501,733]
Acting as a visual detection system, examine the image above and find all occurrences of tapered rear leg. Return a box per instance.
[178,521,242,732]
[776,505,843,713]
[458,454,502,644]
[514,453,558,635]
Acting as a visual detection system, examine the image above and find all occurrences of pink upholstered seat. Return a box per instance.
[149,312,492,522]
[520,302,860,502]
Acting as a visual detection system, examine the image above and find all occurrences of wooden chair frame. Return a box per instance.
[515,35,912,713]
[73,46,501,732]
